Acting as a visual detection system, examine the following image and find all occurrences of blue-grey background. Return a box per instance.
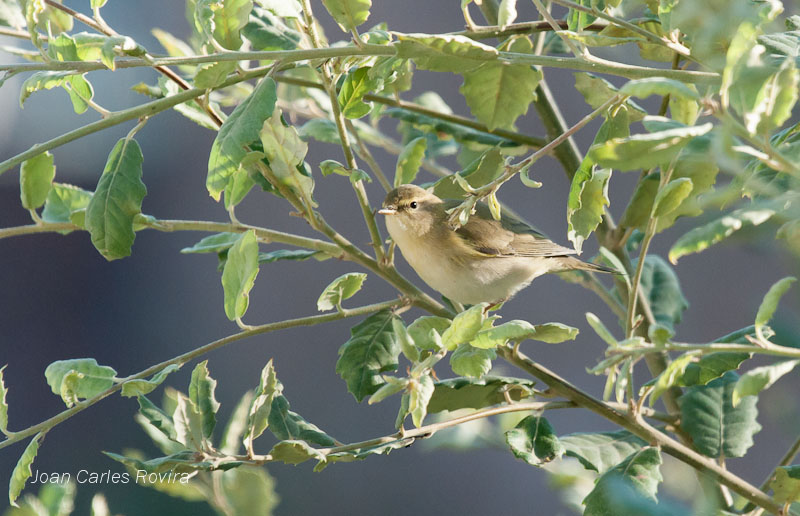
[1,1,799,515]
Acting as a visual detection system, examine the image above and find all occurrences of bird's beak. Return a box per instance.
[378,206,397,215]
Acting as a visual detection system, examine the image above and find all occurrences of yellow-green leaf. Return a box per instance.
[221,230,260,320]
[19,150,55,210]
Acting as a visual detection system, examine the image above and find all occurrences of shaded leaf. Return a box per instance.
[85,138,146,260]
[573,73,646,122]
[259,110,315,208]
[137,395,177,441]
[245,359,280,443]
[19,151,55,210]
[505,415,564,466]
[336,310,401,401]
[652,177,693,217]
[647,352,697,406]
[427,375,535,413]
[619,78,700,101]
[394,136,427,187]
[189,361,220,438]
[41,183,92,231]
[583,447,663,516]
[431,148,505,198]
[268,394,336,446]
[638,255,688,334]
[181,232,241,254]
[679,372,761,458]
[561,429,648,474]
[243,6,300,50]
[409,374,434,428]
[317,439,412,471]
[317,272,367,311]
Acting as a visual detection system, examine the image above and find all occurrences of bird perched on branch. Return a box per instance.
[379,184,612,305]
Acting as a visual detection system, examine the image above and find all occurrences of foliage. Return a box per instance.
[1,0,800,515]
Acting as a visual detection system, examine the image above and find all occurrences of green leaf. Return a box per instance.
[583,448,664,516]
[619,78,700,101]
[497,0,517,28]
[407,315,452,350]
[395,33,498,73]
[219,468,279,516]
[181,232,241,254]
[771,466,800,504]
[409,374,434,427]
[586,312,618,347]
[505,415,564,466]
[561,429,648,474]
[189,361,220,438]
[19,151,55,210]
[242,6,300,50]
[85,138,146,260]
[19,71,93,114]
[121,364,180,397]
[573,73,647,122]
[392,318,419,362]
[317,439,411,471]
[245,359,280,443]
[259,249,324,263]
[567,0,603,31]
[41,183,92,230]
[755,276,796,330]
[207,77,277,200]
[460,36,541,130]
[338,67,379,119]
[567,107,628,252]
[44,358,117,407]
[471,320,578,348]
[194,60,236,89]
[336,310,401,402]
[321,0,371,31]
[137,395,177,441]
[588,123,713,171]
[220,391,252,455]
[221,230,259,321]
[679,372,762,458]
[441,303,486,351]
[652,177,693,217]
[431,148,505,198]
[638,255,688,334]
[368,376,408,404]
[259,110,315,208]
[9,433,43,507]
[173,393,205,451]
[427,376,536,413]
[619,173,658,230]
[680,325,756,386]
[647,352,697,406]
[269,439,326,465]
[450,343,495,377]
[394,136,427,187]
[197,0,253,50]
[317,272,367,311]
[299,118,340,144]
[268,394,336,446]
[732,359,800,407]
[669,205,775,263]
[0,365,7,435]
[104,450,212,474]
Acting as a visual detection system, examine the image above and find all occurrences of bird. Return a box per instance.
[378,184,612,305]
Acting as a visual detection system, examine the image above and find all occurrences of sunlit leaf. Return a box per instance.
[732,359,799,407]
[505,415,564,466]
[121,364,180,398]
[755,276,796,331]
[45,358,117,407]
[321,0,371,31]
[450,343,495,377]
[317,272,367,311]
[395,33,497,73]
[9,433,43,507]
[221,230,259,321]
[771,465,800,504]
[189,361,220,438]
[394,136,427,187]
[561,429,648,474]
[339,67,379,119]
[268,394,336,446]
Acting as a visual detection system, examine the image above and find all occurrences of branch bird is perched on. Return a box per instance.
[379,184,612,305]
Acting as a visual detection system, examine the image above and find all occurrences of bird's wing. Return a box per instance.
[451,202,577,258]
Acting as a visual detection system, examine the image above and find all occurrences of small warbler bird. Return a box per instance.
[379,184,612,305]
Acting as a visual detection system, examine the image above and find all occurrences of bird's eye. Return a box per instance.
[409,201,418,209]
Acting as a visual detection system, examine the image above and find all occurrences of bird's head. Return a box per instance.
[378,184,444,235]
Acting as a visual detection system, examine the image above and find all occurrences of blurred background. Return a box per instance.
[1,1,799,514]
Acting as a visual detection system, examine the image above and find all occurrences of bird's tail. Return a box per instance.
[554,256,617,274]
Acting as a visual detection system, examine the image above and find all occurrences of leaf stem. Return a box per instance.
[0,299,409,451]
